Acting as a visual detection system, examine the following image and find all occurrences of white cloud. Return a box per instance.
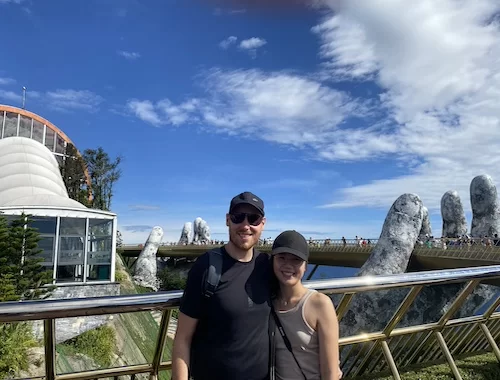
[127,100,162,125]
[0,90,22,103]
[45,89,104,112]
[0,0,24,4]
[239,37,267,58]
[314,0,500,211]
[117,50,141,60]
[219,36,267,58]
[0,77,15,85]
[127,98,199,126]
[128,68,365,146]
[219,36,238,49]
[239,37,267,50]
[0,84,98,112]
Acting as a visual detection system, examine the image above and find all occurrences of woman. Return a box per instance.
[270,230,341,380]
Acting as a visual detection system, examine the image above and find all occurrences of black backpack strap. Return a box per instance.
[272,308,308,380]
[203,249,223,299]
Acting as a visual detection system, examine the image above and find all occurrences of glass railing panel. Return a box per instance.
[53,309,162,377]
[450,283,499,319]
[0,321,45,379]
[339,287,411,335]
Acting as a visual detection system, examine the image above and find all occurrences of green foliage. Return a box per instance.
[114,270,128,283]
[0,214,53,378]
[0,214,54,301]
[59,143,91,206]
[83,147,122,211]
[59,326,116,367]
[353,351,500,380]
[0,322,36,378]
[0,274,20,302]
[158,269,186,291]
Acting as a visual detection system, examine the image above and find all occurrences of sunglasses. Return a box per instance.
[229,212,263,226]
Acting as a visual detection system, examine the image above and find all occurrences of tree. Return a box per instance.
[59,143,91,206]
[83,148,122,211]
[0,214,54,378]
[0,214,54,301]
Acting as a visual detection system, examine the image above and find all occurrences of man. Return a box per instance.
[172,191,271,380]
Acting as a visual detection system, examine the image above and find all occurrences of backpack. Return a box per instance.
[202,249,223,298]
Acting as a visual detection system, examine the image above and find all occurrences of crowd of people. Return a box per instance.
[417,234,500,249]
[171,191,342,380]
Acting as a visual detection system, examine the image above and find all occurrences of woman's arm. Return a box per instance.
[313,293,341,380]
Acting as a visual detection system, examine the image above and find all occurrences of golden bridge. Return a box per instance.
[120,238,500,272]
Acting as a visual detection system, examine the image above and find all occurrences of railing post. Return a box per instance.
[380,340,401,380]
[479,323,500,362]
[150,309,173,379]
[435,331,462,380]
[44,318,57,380]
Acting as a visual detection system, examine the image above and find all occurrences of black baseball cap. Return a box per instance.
[271,230,309,262]
[229,191,265,216]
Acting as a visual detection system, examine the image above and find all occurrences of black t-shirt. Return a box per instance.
[180,247,271,380]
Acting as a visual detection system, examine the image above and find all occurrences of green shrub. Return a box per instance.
[158,269,186,291]
[59,325,116,367]
[0,322,36,378]
[352,351,500,380]
[114,270,128,283]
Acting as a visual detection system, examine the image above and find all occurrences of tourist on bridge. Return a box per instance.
[172,191,271,380]
[270,230,341,380]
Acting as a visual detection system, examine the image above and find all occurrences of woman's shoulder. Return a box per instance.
[308,291,335,314]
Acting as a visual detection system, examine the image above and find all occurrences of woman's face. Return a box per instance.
[273,252,306,286]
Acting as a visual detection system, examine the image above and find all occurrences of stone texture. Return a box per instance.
[419,206,432,239]
[178,222,192,245]
[357,194,424,276]
[339,194,424,337]
[441,190,467,238]
[133,226,163,291]
[340,189,497,340]
[193,217,211,244]
[193,217,203,243]
[199,220,211,243]
[32,283,120,343]
[470,174,500,237]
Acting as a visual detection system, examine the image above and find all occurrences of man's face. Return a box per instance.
[226,204,266,251]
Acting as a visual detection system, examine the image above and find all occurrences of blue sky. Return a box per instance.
[1,0,500,244]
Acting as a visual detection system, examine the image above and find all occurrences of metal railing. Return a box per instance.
[0,265,499,379]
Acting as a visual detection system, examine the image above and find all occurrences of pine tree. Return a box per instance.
[0,215,17,301]
[0,214,54,301]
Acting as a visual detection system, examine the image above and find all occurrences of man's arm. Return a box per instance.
[172,312,198,380]
[171,253,209,380]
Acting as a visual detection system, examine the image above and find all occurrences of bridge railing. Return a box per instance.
[1,265,499,379]
[121,237,500,263]
[122,236,500,250]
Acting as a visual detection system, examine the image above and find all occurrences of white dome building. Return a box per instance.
[0,137,117,284]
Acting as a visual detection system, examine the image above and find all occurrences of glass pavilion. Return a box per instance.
[0,136,117,284]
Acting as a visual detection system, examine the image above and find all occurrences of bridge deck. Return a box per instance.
[121,242,500,271]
